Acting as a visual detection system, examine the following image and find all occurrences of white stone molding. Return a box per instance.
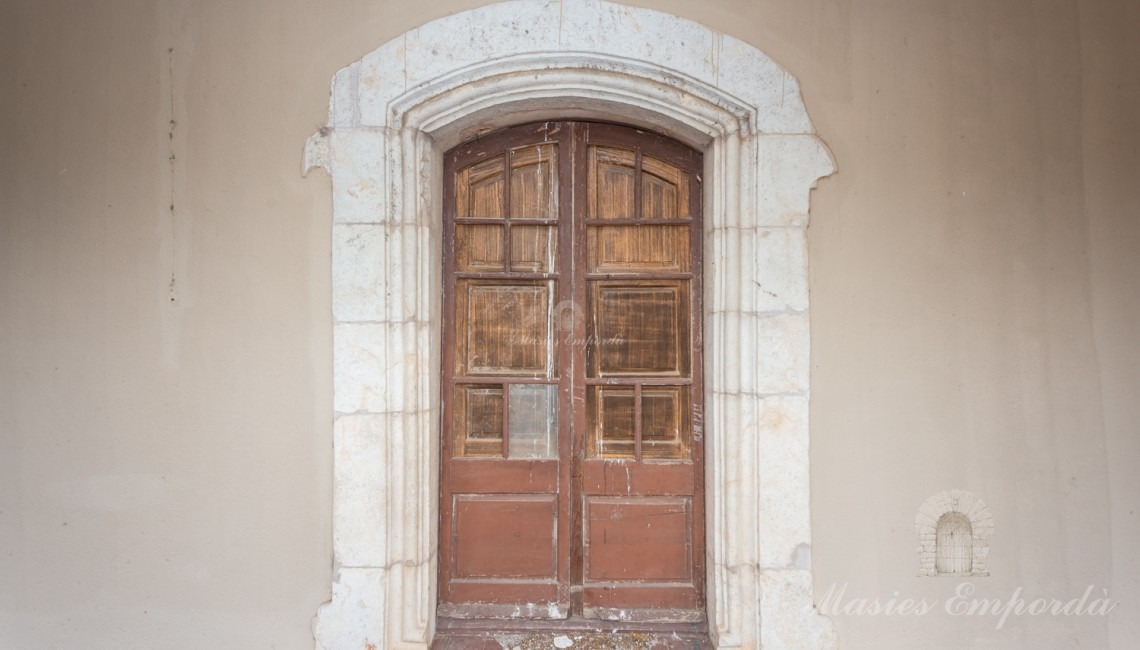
[303,1,836,648]
[915,489,994,577]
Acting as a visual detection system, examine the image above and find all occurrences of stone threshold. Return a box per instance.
[431,629,713,650]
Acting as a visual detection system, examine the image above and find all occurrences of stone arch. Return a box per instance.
[916,489,994,577]
[303,1,835,647]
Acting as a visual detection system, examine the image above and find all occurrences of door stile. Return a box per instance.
[688,153,706,615]
[568,121,589,615]
[439,146,459,607]
[553,121,576,613]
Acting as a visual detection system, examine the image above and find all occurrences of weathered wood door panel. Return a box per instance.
[440,122,703,625]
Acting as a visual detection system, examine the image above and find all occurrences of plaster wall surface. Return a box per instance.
[1,1,1137,649]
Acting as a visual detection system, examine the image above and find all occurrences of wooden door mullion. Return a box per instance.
[501,154,510,272]
[500,382,510,458]
[568,121,589,613]
[633,147,643,222]
[633,382,643,461]
[554,120,576,610]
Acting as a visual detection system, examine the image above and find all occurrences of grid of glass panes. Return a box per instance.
[451,144,560,459]
[584,146,693,460]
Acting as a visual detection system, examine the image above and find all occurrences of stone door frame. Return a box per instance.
[303,1,836,648]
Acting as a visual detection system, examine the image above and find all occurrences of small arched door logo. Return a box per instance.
[915,490,993,577]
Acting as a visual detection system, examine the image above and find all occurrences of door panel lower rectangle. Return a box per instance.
[454,495,557,579]
[583,497,692,582]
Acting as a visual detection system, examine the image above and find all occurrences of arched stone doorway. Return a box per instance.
[915,489,993,578]
[303,1,835,647]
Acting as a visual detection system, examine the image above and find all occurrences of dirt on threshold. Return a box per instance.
[493,631,703,650]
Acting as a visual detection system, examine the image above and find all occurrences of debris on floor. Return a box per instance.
[495,631,659,650]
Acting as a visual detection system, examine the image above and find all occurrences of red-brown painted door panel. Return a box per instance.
[584,497,692,582]
[454,496,558,579]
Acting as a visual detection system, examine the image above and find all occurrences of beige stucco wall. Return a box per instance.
[1,1,1135,648]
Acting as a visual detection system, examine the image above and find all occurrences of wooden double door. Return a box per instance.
[439,122,704,625]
